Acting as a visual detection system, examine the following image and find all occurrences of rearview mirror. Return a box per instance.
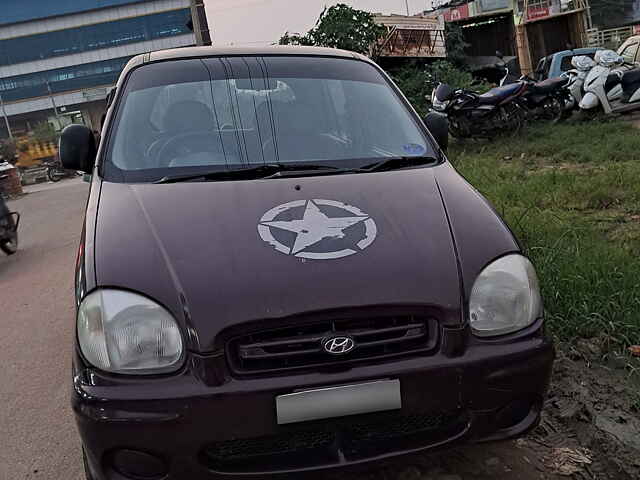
[59,124,96,173]
[423,112,448,153]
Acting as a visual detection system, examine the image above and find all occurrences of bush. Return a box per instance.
[449,121,640,352]
[0,138,17,164]
[390,61,491,116]
[32,122,58,144]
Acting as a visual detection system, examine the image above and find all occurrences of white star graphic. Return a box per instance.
[261,200,369,255]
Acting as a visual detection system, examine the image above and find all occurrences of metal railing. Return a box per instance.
[587,26,635,49]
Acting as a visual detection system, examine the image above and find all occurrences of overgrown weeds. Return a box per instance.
[448,121,640,353]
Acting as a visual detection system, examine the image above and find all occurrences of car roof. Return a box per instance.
[552,47,599,58]
[148,45,369,62]
[116,46,374,89]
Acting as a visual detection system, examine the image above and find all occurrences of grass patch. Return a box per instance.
[449,121,640,351]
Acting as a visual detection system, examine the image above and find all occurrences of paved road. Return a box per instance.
[1,178,88,480]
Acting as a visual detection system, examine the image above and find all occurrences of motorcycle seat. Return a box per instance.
[604,73,621,93]
[529,76,569,94]
[477,83,523,105]
[621,68,640,102]
[621,68,640,86]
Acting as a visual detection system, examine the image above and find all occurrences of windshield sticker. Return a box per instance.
[402,143,426,156]
[258,199,377,260]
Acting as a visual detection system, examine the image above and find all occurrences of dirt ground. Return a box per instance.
[333,344,640,480]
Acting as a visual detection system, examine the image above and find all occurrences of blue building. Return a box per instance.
[0,0,210,139]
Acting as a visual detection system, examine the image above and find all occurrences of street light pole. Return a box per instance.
[45,80,60,120]
[0,91,13,140]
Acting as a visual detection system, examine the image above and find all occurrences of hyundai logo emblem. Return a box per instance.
[323,336,355,355]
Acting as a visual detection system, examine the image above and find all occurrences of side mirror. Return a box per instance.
[423,112,448,153]
[58,124,96,173]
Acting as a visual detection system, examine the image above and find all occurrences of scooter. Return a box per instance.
[0,173,19,255]
[563,55,596,110]
[580,49,640,114]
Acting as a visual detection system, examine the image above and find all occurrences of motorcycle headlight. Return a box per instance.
[431,90,449,111]
[77,289,184,374]
[469,254,542,337]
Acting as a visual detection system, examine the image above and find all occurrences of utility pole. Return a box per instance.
[189,0,211,45]
[405,0,410,15]
[45,80,60,120]
[0,92,13,140]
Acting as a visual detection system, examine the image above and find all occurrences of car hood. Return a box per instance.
[95,167,464,353]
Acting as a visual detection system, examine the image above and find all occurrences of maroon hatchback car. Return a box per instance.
[60,46,554,480]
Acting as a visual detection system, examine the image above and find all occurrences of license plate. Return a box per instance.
[276,379,401,425]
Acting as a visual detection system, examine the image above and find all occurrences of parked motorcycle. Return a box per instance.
[0,174,19,255]
[431,82,527,138]
[579,49,640,115]
[517,75,570,122]
[496,55,571,122]
[44,157,82,182]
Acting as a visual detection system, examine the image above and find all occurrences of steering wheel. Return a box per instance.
[150,131,216,167]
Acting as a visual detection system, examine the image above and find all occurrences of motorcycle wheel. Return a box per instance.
[503,103,526,136]
[541,97,564,123]
[47,168,64,182]
[0,216,18,255]
[575,109,599,122]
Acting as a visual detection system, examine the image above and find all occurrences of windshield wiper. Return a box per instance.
[154,163,340,184]
[359,156,439,172]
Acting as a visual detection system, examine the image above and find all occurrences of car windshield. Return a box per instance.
[104,56,434,182]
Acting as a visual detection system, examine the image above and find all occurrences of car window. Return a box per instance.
[619,43,638,63]
[105,56,433,182]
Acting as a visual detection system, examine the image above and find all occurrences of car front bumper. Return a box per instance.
[73,324,554,480]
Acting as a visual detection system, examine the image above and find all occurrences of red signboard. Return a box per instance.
[527,6,550,20]
[443,3,470,22]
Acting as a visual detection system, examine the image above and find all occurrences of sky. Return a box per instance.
[204,0,433,46]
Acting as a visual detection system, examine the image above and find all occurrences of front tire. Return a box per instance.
[0,215,17,255]
[542,97,564,123]
[47,168,63,182]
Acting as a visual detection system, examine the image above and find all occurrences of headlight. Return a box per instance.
[469,254,542,337]
[431,90,449,111]
[77,289,184,374]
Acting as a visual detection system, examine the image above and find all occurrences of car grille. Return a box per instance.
[227,315,439,375]
[201,409,468,473]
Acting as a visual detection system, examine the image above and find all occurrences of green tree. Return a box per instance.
[444,22,470,69]
[279,4,385,55]
[31,122,58,144]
